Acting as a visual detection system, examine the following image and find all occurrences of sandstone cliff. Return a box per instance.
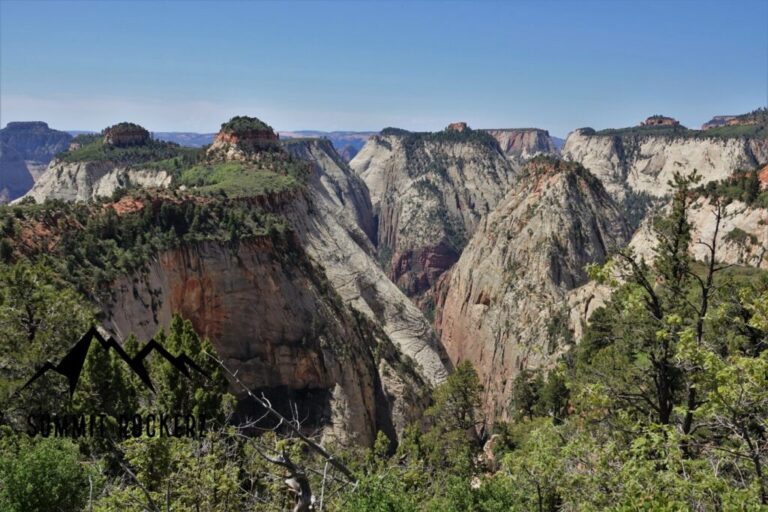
[102,234,428,446]
[350,127,517,302]
[88,123,451,444]
[435,157,630,420]
[483,128,559,161]
[19,160,173,203]
[562,128,768,199]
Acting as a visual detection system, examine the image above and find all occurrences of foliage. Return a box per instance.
[219,115,273,135]
[177,158,303,197]
[58,136,200,167]
[0,436,92,512]
[699,168,768,207]
[0,191,290,296]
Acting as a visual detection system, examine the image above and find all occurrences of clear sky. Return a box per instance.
[1,0,766,137]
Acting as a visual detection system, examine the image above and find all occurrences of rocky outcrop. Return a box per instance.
[702,116,738,130]
[103,123,150,147]
[0,143,34,203]
[562,128,768,199]
[641,115,680,127]
[0,122,72,200]
[279,131,375,162]
[483,128,559,162]
[283,138,376,241]
[18,160,173,203]
[350,128,517,300]
[208,116,280,160]
[435,158,630,421]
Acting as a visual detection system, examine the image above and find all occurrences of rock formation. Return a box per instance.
[629,196,768,270]
[350,127,517,303]
[483,128,559,161]
[72,125,452,444]
[702,115,738,130]
[562,128,768,199]
[103,122,150,147]
[19,160,173,203]
[435,157,630,420]
[0,121,72,200]
[640,115,680,127]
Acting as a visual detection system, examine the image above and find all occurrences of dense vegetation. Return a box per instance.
[699,167,768,207]
[380,126,501,158]
[59,136,201,167]
[219,115,274,135]
[177,155,306,197]
[0,190,290,298]
[588,108,768,140]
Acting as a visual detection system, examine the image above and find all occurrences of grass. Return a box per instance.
[177,162,300,197]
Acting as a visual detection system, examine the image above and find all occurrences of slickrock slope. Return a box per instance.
[0,122,72,200]
[282,138,450,386]
[350,125,517,301]
[435,157,630,420]
[563,128,768,199]
[483,128,559,161]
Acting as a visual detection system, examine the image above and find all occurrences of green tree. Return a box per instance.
[0,436,91,512]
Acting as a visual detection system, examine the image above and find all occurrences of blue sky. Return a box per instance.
[1,0,766,136]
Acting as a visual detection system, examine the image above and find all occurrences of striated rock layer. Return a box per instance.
[563,128,768,199]
[483,128,559,161]
[18,160,173,203]
[350,128,517,302]
[96,135,449,444]
[436,158,630,421]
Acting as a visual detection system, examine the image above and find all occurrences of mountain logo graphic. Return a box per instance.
[19,326,209,397]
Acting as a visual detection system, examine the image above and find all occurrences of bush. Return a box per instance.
[0,437,91,512]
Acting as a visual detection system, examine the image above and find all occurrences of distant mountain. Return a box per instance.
[0,122,72,201]
[154,132,216,147]
[280,131,376,161]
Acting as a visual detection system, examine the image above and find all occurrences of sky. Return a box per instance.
[0,0,766,137]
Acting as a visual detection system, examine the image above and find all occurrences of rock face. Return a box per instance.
[97,135,449,444]
[279,131,376,162]
[641,115,680,127]
[18,160,173,203]
[103,123,150,147]
[562,128,768,198]
[483,128,560,161]
[0,122,72,200]
[702,116,738,130]
[350,128,517,301]
[208,116,280,160]
[435,158,630,421]
[283,139,450,386]
[103,235,428,446]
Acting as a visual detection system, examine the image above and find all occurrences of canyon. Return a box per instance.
[7,109,768,440]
